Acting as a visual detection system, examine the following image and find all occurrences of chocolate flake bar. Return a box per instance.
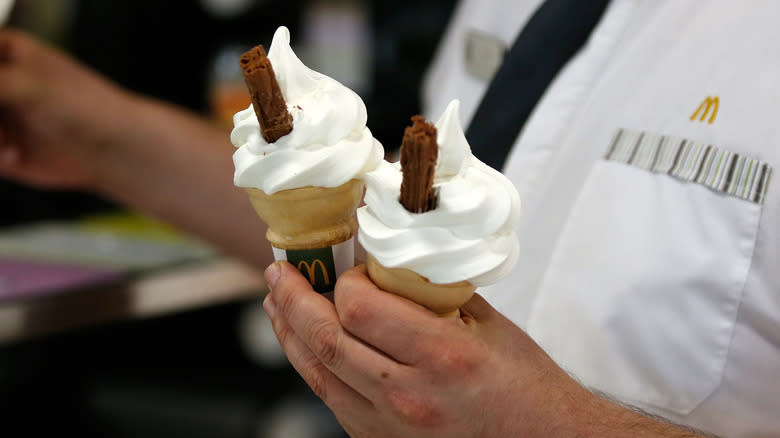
[400,116,439,213]
[239,45,293,143]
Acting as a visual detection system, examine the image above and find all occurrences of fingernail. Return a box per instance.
[265,262,281,288]
[263,294,276,319]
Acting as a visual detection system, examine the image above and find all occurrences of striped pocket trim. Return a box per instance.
[605,128,773,204]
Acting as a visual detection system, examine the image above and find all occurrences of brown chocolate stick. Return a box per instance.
[400,115,439,213]
[239,45,293,143]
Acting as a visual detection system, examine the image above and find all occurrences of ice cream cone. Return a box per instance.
[245,179,363,250]
[366,255,476,317]
[233,28,383,294]
[359,104,520,317]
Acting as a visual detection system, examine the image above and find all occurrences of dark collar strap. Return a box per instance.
[465,0,612,171]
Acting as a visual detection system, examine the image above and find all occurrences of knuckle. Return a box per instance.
[335,266,360,284]
[338,298,371,330]
[308,319,343,368]
[273,286,295,317]
[383,388,443,429]
[269,313,289,345]
[266,305,294,350]
[301,357,330,401]
[432,342,480,378]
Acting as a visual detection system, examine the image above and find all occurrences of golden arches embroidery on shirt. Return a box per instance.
[690,96,719,124]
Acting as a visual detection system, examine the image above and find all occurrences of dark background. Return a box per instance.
[0,1,455,437]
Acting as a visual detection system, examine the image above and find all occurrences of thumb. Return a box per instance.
[265,260,316,292]
[265,260,330,312]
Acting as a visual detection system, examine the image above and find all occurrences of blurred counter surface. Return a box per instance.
[0,213,267,346]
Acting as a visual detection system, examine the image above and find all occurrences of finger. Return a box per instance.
[334,265,461,366]
[264,293,376,418]
[267,261,406,401]
[266,305,389,438]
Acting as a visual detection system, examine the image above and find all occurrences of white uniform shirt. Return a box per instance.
[423,1,780,436]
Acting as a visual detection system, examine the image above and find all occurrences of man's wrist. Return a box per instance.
[86,88,149,194]
[577,391,718,438]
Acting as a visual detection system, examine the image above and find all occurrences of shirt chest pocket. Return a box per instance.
[526,129,769,415]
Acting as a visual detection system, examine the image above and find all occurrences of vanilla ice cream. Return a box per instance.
[231,26,383,194]
[358,100,520,287]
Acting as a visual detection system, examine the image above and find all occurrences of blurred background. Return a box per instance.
[0,0,455,436]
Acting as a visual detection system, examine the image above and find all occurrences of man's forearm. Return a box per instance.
[92,93,272,268]
[581,391,721,438]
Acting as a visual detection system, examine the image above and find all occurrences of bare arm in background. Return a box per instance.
[0,29,272,268]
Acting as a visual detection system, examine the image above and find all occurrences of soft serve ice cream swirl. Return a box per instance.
[231,26,383,194]
[357,100,520,286]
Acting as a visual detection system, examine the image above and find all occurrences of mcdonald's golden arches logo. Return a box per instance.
[298,259,331,287]
[690,95,719,124]
[286,246,338,293]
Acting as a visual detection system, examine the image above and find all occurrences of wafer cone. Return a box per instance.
[366,255,476,318]
[236,39,366,294]
[246,180,363,294]
[363,116,474,317]
[245,179,363,250]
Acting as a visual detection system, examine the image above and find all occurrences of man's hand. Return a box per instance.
[263,262,717,438]
[0,29,135,189]
[262,261,602,437]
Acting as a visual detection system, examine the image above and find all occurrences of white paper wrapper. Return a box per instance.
[271,237,354,293]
